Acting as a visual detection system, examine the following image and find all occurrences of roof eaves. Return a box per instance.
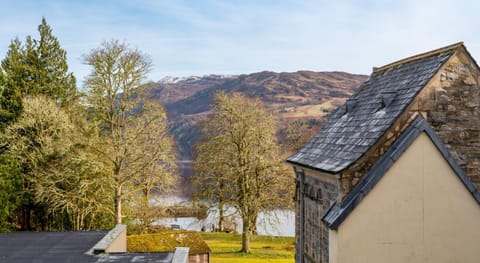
[322,116,480,230]
[285,159,339,176]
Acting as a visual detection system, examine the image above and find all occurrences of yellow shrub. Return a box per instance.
[127,231,211,253]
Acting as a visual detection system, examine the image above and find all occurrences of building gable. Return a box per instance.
[323,116,480,230]
[327,117,480,263]
[287,43,463,174]
[289,42,480,263]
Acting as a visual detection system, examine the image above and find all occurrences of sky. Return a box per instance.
[1,0,480,86]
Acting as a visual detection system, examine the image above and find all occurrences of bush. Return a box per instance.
[127,231,211,253]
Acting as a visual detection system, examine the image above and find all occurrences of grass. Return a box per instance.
[199,232,295,263]
[277,98,346,118]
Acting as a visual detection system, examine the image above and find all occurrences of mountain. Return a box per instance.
[149,71,367,170]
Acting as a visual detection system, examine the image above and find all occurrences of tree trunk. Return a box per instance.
[218,201,224,232]
[26,203,33,230]
[114,186,122,224]
[241,216,251,253]
[22,207,29,230]
[250,213,257,235]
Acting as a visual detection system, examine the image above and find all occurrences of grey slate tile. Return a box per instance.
[287,50,454,173]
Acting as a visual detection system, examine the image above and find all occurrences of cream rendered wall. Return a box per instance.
[105,226,127,253]
[328,229,338,263]
[331,133,480,263]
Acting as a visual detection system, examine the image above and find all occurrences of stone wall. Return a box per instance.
[422,50,480,188]
[188,253,209,263]
[292,47,480,263]
[294,174,303,263]
[294,167,339,263]
[428,92,480,186]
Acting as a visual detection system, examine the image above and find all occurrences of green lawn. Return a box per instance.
[199,232,295,263]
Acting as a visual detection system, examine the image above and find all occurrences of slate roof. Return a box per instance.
[0,231,107,263]
[322,116,480,230]
[94,252,173,262]
[286,43,463,173]
[0,231,173,263]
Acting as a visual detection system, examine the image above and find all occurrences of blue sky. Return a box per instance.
[1,0,480,85]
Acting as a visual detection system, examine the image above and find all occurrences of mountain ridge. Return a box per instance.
[148,70,368,170]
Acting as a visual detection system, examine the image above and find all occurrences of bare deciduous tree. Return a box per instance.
[192,92,293,253]
[83,40,177,224]
[3,96,112,230]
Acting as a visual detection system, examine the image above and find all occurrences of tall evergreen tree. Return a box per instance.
[0,39,24,128]
[0,17,76,110]
[0,154,22,231]
[0,18,77,230]
[34,18,77,106]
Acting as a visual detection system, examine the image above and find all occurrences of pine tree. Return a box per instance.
[0,18,78,230]
[0,17,77,110]
[0,154,22,231]
[34,18,77,106]
[0,39,24,128]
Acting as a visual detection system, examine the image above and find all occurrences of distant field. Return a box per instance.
[278,98,346,119]
[199,232,295,263]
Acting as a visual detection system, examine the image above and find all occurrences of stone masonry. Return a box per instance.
[289,43,480,263]
[294,167,338,263]
[340,47,480,197]
[426,57,480,188]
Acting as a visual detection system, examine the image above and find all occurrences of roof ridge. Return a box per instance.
[374,42,464,73]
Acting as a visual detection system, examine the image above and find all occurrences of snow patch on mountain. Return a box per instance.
[158,74,237,84]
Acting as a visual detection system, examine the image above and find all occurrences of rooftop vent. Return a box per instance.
[346,98,358,112]
[381,91,397,108]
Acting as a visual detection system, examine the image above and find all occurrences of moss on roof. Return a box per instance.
[127,231,211,254]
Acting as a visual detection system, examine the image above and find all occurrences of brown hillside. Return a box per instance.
[149,71,367,164]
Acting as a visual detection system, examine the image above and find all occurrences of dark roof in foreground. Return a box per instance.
[94,252,173,262]
[322,116,480,230]
[287,43,463,173]
[0,231,107,263]
[0,231,173,263]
